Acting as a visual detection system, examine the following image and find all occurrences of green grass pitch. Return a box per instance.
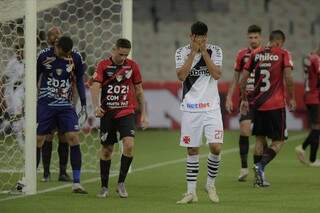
[1,130,320,213]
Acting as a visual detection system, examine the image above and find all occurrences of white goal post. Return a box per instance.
[0,0,132,195]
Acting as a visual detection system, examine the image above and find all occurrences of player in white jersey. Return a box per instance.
[175,21,223,204]
[1,44,25,148]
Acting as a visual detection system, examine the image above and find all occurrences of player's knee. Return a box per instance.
[45,133,54,141]
[101,145,113,160]
[123,142,134,156]
[187,147,199,155]
[66,132,80,146]
[209,144,221,155]
[239,125,251,136]
[37,135,46,147]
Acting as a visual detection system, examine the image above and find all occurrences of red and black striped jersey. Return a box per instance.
[303,53,320,104]
[244,46,293,111]
[93,57,142,118]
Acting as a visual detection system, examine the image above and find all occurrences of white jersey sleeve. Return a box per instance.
[209,44,223,66]
[175,46,188,69]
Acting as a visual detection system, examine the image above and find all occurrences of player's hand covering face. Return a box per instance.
[112,47,130,65]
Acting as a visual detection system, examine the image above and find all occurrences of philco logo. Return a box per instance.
[255,53,279,61]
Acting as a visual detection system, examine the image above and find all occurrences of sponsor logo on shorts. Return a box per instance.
[182,136,191,144]
[186,102,210,109]
[101,132,108,141]
[74,125,79,130]
[130,130,135,135]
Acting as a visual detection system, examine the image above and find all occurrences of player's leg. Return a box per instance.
[177,111,202,204]
[59,108,87,194]
[57,132,71,181]
[204,109,223,203]
[36,104,56,169]
[295,104,318,164]
[116,114,136,198]
[41,133,54,182]
[253,136,267,164]
[238,116,251,181]
[254,108,286,187]
[97,115,117,198]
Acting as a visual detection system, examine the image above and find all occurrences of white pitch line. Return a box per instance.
[0,133,306,202]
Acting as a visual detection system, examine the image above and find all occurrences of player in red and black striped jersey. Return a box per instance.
[225,25,262,181]
[240,30,296,187]
[295,45,320,166]
[91,38,148,198]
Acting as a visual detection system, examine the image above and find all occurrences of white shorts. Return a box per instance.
[180,108,224,147]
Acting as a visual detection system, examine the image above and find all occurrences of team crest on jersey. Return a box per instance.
[116,74,123,82]
[125,70,132,79]
[56,69,63,76]
[244,56,249,63]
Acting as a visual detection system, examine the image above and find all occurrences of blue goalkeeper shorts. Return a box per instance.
[37,105,79,135]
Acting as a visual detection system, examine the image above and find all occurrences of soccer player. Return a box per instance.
[240,30,296,187]
[1,43,25,148]
[175,21,223,204]
[295,44,320,166]
[225,25,263,181]
[37,36,87,193]
[41,26,71,182]
[91,38,148,198]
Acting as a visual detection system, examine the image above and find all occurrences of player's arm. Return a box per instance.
[134,83,148,130]
[200,43,222,80]
[239,69,250,115]
[176,36,199,81]
[225,71,240,113]
[90,81,104,117]
[284,67,296,111]
[74,54,86,107]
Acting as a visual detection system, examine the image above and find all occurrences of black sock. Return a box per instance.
[259,148,276,170]
[58,142,69,175]
[42,141,52,177]
[118,155,133,183]
[100,159,111,188]
[310,130,320,162]
[302,129,317,150]
[239,135,249,168]
[70,145,81,183]
[36,147,41,168]
[253,155,262,164]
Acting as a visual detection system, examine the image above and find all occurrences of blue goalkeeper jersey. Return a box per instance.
[37,47,86,107]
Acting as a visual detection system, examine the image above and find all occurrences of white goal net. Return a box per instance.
[0,0,130,194]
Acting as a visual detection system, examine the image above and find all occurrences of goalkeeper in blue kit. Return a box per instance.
[36,36,88,193]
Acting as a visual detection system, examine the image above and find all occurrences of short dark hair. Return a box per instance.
[247,25,262,34]
[269,30,286,42]
[116,38,131,49]
[57,36,73,53]
[191,21,208,36]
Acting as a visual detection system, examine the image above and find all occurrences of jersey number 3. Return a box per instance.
[260,69,271,92]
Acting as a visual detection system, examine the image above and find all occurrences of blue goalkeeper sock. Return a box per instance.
[70,145,82,183]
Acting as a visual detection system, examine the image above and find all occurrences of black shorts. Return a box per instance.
[252,108,287,141]
[306,104,319,126]
[239,107,254,122]
[100,113,135,145]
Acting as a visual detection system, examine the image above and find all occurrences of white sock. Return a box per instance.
[207,153,220,187]
[186,154,199,194]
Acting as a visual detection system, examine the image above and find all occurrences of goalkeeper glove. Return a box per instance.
[78,105,88,127]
